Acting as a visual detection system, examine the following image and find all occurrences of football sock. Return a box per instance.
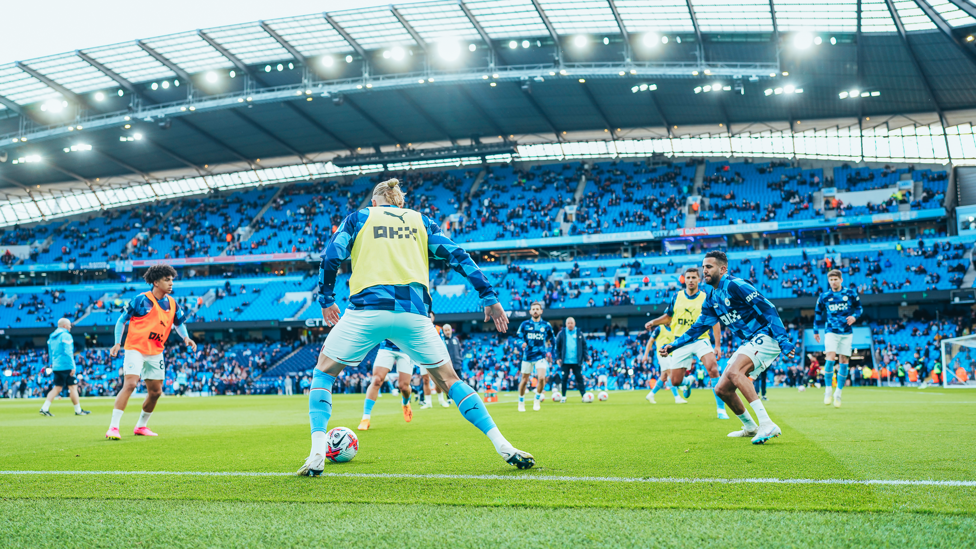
[74,403,82,414]
[136,411,152,428]
[419,391,426,404]
[518,395,525,403]
[710,376,725,411]
[534,392,542,401]
[309,370,336,438]
[362,397,375,419]
[651,376,666,395]
[737,412,758,431]
[669,382,679,397]
[311,431,327,458]
[749,399,772,426]
[837,363,848,393]
[110,409,124,429]
[41,401,51,412]
[448,381,515,456]
[824,359,835,380]
[401,395,410,406]
[439,392,448,404]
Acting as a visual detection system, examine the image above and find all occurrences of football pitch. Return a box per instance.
[2,388,975,548]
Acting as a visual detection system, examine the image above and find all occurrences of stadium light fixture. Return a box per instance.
[839,91,849,99]
[774,87,783,94]
[661,36,668,44]
[814,36,822,46]
[151,82,158,90]
[383,50,391,59]
[322,56,334,67]
[794,32,813,50]
[229,70,236,78]
[849,89,859,97]
[11,155,41,165]
[277,63,284,71]
[438,40,461,61]
[469,44,477,52]
[265,65,272,72]
[391,47,405,61]
[968,35,975,42]
[41,100,67,112]
[288,62,294,70]
[574,35,587,48]
[94,91,105,101]
[830,36,837,45]
[642,33,657,47]
[206,72,218,83]
[784,85,795,93]
[134,133,143,140]
[695,86,702,94]
[345,55,353,63]
[63,144,92,153]
[161,81,170,89]
[603,37,609,45]
[509,40,518,49]
[522,40,530,48]
[118,89,124,97]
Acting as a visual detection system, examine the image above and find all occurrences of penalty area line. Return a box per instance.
[1,470,974,487]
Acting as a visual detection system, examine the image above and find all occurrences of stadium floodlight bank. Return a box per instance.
[939,335,976,388]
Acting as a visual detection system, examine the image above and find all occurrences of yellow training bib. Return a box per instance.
[670,290,709,341]
[349,207,430,296]
[655,325,674,347]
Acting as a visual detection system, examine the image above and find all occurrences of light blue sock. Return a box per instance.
[363,397,375,417]
[401,395,410,406]
[309,370,336,434]
[669,382,679,397]
[710,377,725,411]
[535,392,541,401]
[837,363,848,392]
[519,395,525,403]
[824,360,836,386]
[449,382,496,435]
[651,376,666,395]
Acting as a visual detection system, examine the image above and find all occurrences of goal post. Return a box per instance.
[940,334,976,388]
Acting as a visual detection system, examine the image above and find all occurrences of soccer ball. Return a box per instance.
[597,391,608,401]
[326,427,359,463]
[551,391,562,402]
[798,385,807,393]
[582,392,595,403]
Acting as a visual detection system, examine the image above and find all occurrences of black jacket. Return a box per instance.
[444,335,463,369]
[554,328,588,365]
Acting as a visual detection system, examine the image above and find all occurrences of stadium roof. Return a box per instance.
[4,0,976,192]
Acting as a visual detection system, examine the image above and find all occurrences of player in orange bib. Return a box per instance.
[105,264,196,439]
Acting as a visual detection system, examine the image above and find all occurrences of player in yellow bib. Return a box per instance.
[644,267,728,419]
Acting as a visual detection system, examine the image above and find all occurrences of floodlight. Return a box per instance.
[322,56,334,67]
[206,72,218,83]
[522,40,530,48]
[438,40,461,61]
[161,81,170,89]
[94,92,105,101]
[345,55,353,63]
[469,44,477,52]
[643,33,657,47]
[794,32,813,50]
[509,40,518,49]
[574,35,587,48]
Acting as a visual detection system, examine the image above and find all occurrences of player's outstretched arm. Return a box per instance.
[317,213,360,312]
[644,314,671,331]
[425,217,501,313]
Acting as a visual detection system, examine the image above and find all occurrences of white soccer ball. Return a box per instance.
[551,391,562,402]
[798,385,807,393]
[597,391,608,401]
[582,392,595,403]
[326,427,359,463]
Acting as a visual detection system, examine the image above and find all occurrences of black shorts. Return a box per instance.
[52,370,76,387]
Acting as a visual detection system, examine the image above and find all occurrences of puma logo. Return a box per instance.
[384,211,407,224]
[159,321,166,326]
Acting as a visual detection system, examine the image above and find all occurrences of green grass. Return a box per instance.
[2,388,975,547]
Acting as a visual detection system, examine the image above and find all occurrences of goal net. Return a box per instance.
[939,334,976,388]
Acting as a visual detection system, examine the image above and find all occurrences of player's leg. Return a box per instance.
[67,384,89,415]
[700,351,728,419]
[561,363,572,399]
[39,384,63,416]
[398,361,413,423]
[420,372,433,409]
[392,313,534,468]
[834,354,850,408]
[720,340,781,444]
[107,372,140,439]
[361,364,390,430]
[669,367,688,404]
[517,363,532,411]
[299,310,381,476]
[824,343,838,405]
[133,378,163,436]
[533,361,548,410]
[646,374,666,403]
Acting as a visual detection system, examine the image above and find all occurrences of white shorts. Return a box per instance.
[824,333,853,356]
[521,358,549,375]
[374,349,415,377]
[729,334,783,380]
[122,350,166,381]
[670,339,715,371]
[598,375,608,385]
[322,309,450,369]
[658,353,673,373]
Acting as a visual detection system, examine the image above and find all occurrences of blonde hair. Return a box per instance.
[372,178,405,208]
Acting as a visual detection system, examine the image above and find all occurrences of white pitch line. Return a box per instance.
[1,470,974,487]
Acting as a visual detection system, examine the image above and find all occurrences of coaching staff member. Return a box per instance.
[555,317,588,402]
